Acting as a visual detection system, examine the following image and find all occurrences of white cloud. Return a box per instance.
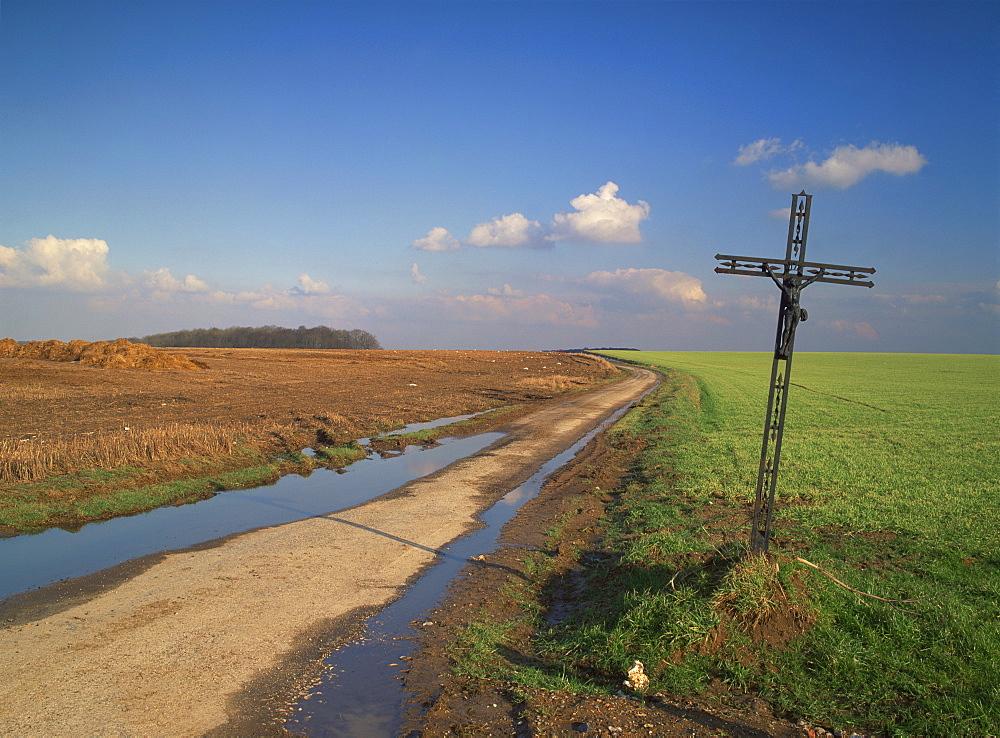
[0,235,110,290]
[581,267,707,308]
[768,142,928,190]
[411,226,461,251]
[410,263,427,285]
[412,182,650,251]
[548,182,650,243]
[2,234,378,334]
[466,212,542,248]
[139,267,210,294]
[733,138,803,166]
[488,283,523,296]
[208,282,364,320]
[294,273,330,295]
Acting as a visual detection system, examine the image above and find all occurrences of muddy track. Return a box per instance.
[400,398,807,738]
[0,367,658,736]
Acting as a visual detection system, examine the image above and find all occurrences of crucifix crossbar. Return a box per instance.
[714,256,875,288]
[714,192,875,553]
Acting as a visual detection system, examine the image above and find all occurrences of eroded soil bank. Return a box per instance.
[0,367,656,736]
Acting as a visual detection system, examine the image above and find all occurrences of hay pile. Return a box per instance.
[0,338,204,371]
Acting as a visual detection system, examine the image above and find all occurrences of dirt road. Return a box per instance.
[0,366,658,736]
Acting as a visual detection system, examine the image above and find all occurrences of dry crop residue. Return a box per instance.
[0,337,203,370]
[0,347,617,446]
[0,347,620,530]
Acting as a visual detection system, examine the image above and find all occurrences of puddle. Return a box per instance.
[285,400,638,736]
[0,415,502,602]
[382,411,486,437]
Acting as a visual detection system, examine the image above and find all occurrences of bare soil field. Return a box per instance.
[1,345,617,448]
[1,345,621,530]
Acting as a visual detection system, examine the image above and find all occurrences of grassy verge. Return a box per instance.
[0,448,286,532]
[450,352,999,734]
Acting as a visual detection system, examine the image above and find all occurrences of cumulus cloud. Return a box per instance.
[581,268,707,308]
[411,226,461,251]
[467,213,542,248]
[488,283,523,296]
[768,142,928,190]
[293,273,330,295]
[208,281,363,319]
[548,182,650,243]
[2,234,378,335]
[139,267,210,293]
[129,268,362,321]
[733,137,803,166]
[0,235,110,290]
[735,138,929,191]
[411,182,650,251]
[410,263,427,285]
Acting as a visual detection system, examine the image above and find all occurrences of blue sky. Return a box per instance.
[2,0,997,352]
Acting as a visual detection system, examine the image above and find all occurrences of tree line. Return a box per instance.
[135,325,382,350]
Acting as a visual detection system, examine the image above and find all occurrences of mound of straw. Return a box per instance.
[0,338,203,371]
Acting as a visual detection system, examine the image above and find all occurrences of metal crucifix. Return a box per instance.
[715,192,875,554]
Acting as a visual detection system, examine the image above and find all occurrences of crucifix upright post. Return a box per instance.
[715,192,875,554]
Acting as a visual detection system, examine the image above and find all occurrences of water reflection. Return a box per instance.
[0,431,502,601]
[286,401,638,736]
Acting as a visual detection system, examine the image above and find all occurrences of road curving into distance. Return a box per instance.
[0,365,658,736]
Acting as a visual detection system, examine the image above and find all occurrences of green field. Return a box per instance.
[598,351,1000,733]
[605,351,999,553]
[466,351,998,735]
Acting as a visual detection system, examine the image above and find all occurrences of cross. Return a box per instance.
[715,192,875,554]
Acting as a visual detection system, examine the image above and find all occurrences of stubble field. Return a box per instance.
[0,346,620,532]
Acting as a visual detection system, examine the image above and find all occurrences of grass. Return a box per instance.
[0,450,283,531]
[0,419,299,531]
[0,400,546,533]
[0,402,534,533]
[311,442,367,466]
[451,351,999,735]
[449,542,605,696]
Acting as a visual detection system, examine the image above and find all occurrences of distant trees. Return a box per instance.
[137,325,382,350]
